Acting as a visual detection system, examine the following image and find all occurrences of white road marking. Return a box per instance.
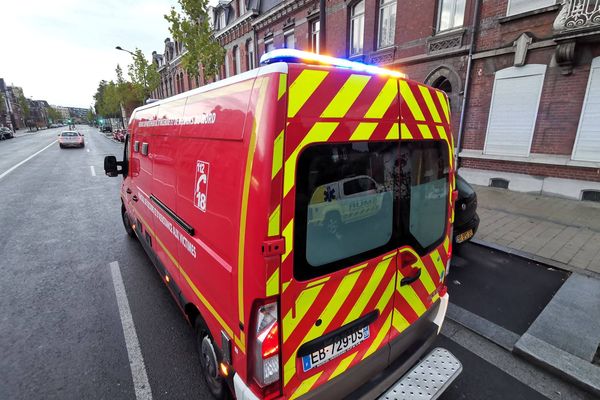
[90,166,96,176]
[0,140,57,181]
[109,261,153,400]
[86,148,90,153]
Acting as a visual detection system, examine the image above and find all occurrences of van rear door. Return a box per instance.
[279,65,401,399]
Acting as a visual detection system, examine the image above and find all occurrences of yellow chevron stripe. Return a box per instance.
[266,267,279,297]
[272,130,284,179]
[343,258,392,325]
[283,122,339,196]
[374,276,396,314]
[301,270,363,344]
[283,281,291,293]
[268,205,281,236]
[363,312,392,359]
[443,237,450,254]
[330,352,358,380]
[431,250,446,277]
[392,308,410,333]
[350,122,378,141]
[279,73,287,100]
[282,219,294,262]
[401,123,413,139]
[289,372,323,400]
[419,85,442,123]
[386,123,399,140]
[350,262,369,274]
[321,74,371,118]
[396,272,427,317]
[436,125,448,141]
[288,70,329,118]
[414,259,436,294]
[399,80,425,121]
[365,78,397,119]
[283,284,324,342]
[418,124,433,139]
[436,90,450,123]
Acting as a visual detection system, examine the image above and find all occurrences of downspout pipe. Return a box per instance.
[456,0,482,163]
[319,0,326,53]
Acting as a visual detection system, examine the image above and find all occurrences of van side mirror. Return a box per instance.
[104,155,120,177]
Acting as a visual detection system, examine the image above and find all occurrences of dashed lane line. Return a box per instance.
[90,166,96,176]
[109,261,153,400]
[0,140,57,181]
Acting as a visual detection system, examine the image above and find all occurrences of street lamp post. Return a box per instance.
[115,45,149,98]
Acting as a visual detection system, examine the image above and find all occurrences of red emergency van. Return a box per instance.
[105,49,461,400]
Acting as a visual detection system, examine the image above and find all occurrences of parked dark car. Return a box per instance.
[100,125,112,133]
[0,127,14,140]
[454,174,479,245]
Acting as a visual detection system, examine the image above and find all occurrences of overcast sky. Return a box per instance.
[0,0,218,109]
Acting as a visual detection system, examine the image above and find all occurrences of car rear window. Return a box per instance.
[61,132,78,136]
[294,141,449,281]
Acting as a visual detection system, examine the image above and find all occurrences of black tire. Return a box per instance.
[195,319,227,400]
[59,144,64,148]
[325,212,342,236]
[122,207,136,238]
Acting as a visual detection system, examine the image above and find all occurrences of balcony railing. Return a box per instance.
[554,0,600,33]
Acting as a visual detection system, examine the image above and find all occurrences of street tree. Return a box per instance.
[0,93,6,118]
[165,0,225,78]
[87,107,96,124]
[18,93,30,119]
[47,107,62,123]
[126,50,160,101]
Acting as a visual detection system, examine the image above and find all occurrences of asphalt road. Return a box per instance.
[0,129,593,400]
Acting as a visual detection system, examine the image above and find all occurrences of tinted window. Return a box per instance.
[295,141,449,281]
[61,132,78,136]
[456,175,474,197]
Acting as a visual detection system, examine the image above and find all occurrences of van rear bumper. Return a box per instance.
[232,294,449,400]
[302,293,449,400]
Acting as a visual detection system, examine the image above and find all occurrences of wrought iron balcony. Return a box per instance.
[554,0,600,34]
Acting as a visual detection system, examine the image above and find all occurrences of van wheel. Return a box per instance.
[325,213,342,236]
[195,320,226,400]
[121,208,136,238]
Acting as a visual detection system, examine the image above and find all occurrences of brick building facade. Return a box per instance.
[150,0,600,200]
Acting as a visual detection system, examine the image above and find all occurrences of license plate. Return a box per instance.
[456,229,474,243]
[301,326,370,372]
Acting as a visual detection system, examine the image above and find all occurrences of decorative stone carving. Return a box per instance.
[427,30,465,54]
[555,41,577,75]
[369,47,396,65]
[513,33,533,67]
[554,0,600,32]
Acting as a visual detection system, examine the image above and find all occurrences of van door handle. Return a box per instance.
[401,267,422,286]
[132,195,138,202]
[126,188,132,194]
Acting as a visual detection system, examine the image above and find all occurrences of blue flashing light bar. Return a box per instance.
[260,49,405,78]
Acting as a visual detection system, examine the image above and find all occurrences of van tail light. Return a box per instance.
[250,300,281,396]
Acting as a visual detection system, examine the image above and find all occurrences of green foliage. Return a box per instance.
[93,80,121,118]
[87,107,96,123]
[127,50,160,100]
[165,0,225,78]
[18,93,30,118]
[0,93,6,116]
[47,107,62,123]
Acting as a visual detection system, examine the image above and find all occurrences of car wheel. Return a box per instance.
[122,207,136,239]
[325,212,342,236]
[195,319,227,400]
[59,144,64,148]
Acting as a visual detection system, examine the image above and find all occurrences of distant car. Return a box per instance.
[100,126,112,133]
[0,127,14,140]
[58,131,85,148]
[454,174,480,245]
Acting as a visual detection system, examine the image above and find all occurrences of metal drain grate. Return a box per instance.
[379,348,462,400]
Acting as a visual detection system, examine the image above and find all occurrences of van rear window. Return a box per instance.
[294,141,449,281]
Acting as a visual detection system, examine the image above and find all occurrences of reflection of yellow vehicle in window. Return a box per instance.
[308,175,389,234]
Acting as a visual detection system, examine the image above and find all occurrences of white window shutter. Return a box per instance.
[573,58,600,162]
[484,65,547,157]
[507,0,555,16]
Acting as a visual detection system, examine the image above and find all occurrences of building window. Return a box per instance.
[233,45,241,74]
[572,57,600,162]
[437,0,466,32]
[284,30,295,49]
[219,10,226,29]
[265,37,274,54]
[377,0,396,49]
[507,0,555,17]
[311,20,320,53]
[224,53,230,78]
[350,1,365,55]
[246,39,255,70]
[484,64,547,157]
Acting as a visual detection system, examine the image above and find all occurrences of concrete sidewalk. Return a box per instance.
[473,185,600,276]
[461,185,600,396]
